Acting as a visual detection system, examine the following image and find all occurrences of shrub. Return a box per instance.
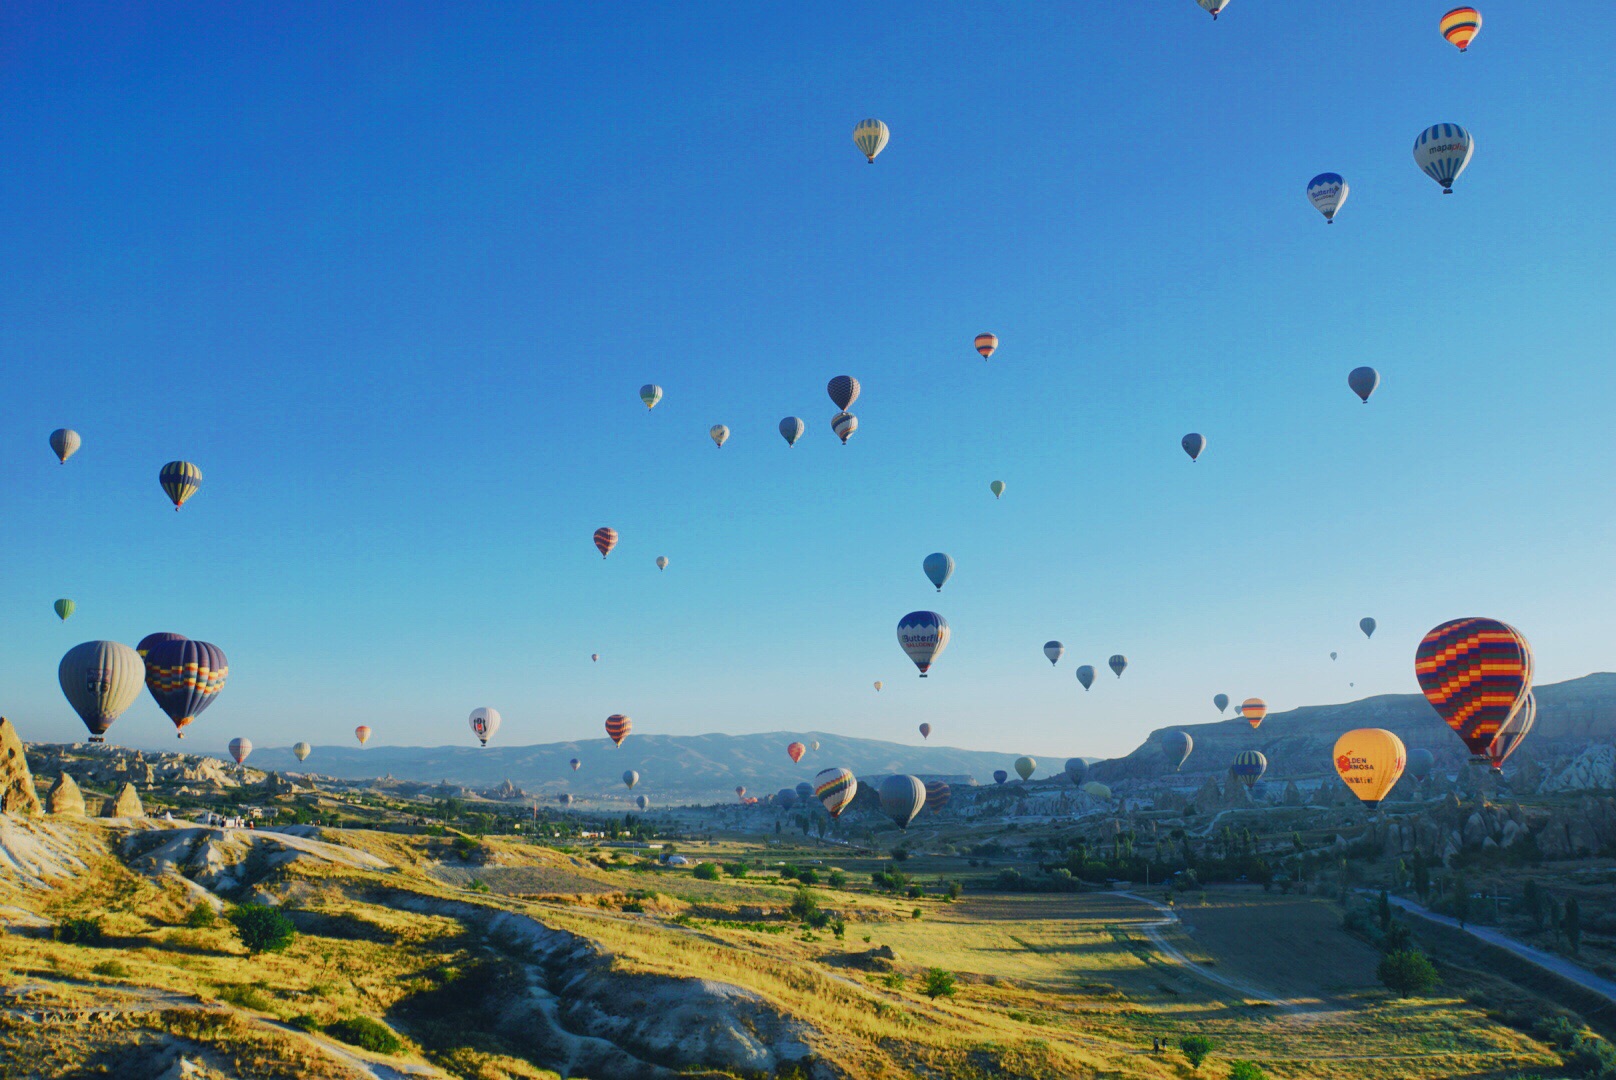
[692,862,721,881]
[721,862,749,878]
[215,984,272,1011]
[911,907,923,920]
[945,880,963,901]
[1180,1034,1214,1070]
[797,868,820,886]
[451,836,481,861]
[183,903,218,929]
[325,1016,402,1055]
[828,870,847,888]
[227,904,296,955]
[1228,1062,1266,1080]
[788,887,820,922]
[91,960,129,978]
[889,847,909,861]
[288,1013,321,1033]
[921,968,956,999]
[53,917,104,945]
[883,971,904,990]
[1378,950,1439,998]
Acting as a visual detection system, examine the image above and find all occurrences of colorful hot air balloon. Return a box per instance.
[605,714,632,746]
[1440,7,1481,51]
[924,780,952,813]
[593,527,618,559]
[469,707,501,746]
[1181,433,1206,462]
[1240,698,1268,729]
[993,769,1008,785]
[897,611,950,677]
[640,384,663,410]
[831,412,858,444]
[1488,690,1536,772]
[1163,731,1193,771]
[918,723,931,739]
[50,428,81,464]
[54,599,75,621]
[293,741,312,762]
[787,741,806,764]
[1415,618,1533,760]
[1306,173,1349,223]
[58,640,145,743]
[228,737,253,766]
[635,794,650,811]
[853,118,889,163]
[735,785,747,800]
[1014,756,1036,781]
[144,639,228,738]
[1076,665,1095,690]
[1348,367,1380,404]
[1360,617,1377,639]
[1063,758,1088,785]
[1407,748,1435,782]
[1231,750,1267,787]
[137,632,186,659]
[873,681,883,692]
[558,793,574,808]
[1196,0,1229,19]
[1044,641,1065,666]
[623,770,640,790]
[1333,729,1406,807]
[570,757,582,771]
[779,417,805,446]
[827,376,861,411]
[1109,655,1128,678]
[1214,693,1229,714]
[656,555,669,572]
[1414,124,1474,194]
[879,774,925,829]
[160,461,202,510]
[814,768,858,818]
[355,725,372,746]
[710,424,730,449]
[923,553,955,592]
[990,480,1005,499]
[974,333,998,359]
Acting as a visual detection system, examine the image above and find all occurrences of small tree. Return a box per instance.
[228,903,296,955]
[1565,898,1581,955]
[692,862,721,880]
[183,903,218,929]
[1179,1034,1214,1071]
[1451,880,1471,929]
[1378,890,1393,933]
[1413,860,1430,902]
[921,968,956,999]
[1377,950,1438,998]
[1228,1062,1267,1080]
[1523,879,1545,929]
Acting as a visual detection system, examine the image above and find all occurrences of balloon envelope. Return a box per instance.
[1413,123,1474,193]
[469,707,501,746]
[1213,693,1229,714]
[354,725,372,745]
[137,632,186,658]
[570,758,581,771]
[831,411,858,444]
[1076,665,1095,690]
[709,424,729,448]
[605,714,632,746]
[50,428,81,463]
[1240,698,1268,729]
[594,527,618,559]
[1181,433,1206,462]
[1196,0,1229,17]
[735,785,747,799]
[1360,617,1377,638]
[1440,6,1481,51]
[918,723,931,739]
[1231,750,1267,786]
[1080,781,1111,799]
[1307,173,1349,222]
[293,741,311,762]
[827,376,861,411]
[58,640,145,742]
[1407,748,1435,782]
[776,788,798,809]
[990,480,1005,499]
[656,556,669,571]
[635,795,650,811]
[640,384,663,409]
[923,553,955,592]
[878,774,926,829]
[1163,731,1193,771]
[558,793,574,807]
[1348,367,1380,403]
[1109,655,1128,678]
[923,780,951,813]
[787,741,806,764]
[794,781,814,803]
[1334,728,1407,807]
[974,333,998,359]
[815,768,858,818]
[228,737,252,765]
[1044,641,1065,666]
[1415,617,1532,759]
[54,599,75,621]
[853,118,889,162]
[897,611,950,677]
[993,769,1008,785]
[623,770,640,789]
[779,417,805,446]
[144,640,228,737]
[1063,758,1088,785]
[1488,691,1536,770]
[159,460,202,509]
[1014,756,1036,781]
[873,681,882,692]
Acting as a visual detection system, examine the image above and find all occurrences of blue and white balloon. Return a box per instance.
[1307,173,1349,223]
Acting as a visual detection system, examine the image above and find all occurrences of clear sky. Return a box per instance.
[3,2,1613,761]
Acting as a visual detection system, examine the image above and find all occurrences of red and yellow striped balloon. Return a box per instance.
[1415,617,1532,759]
[593,527,618,559]
[605,713,632,746]
[974,333,998,359]
[1440,7,1481,51]
[1240,698,1267,729]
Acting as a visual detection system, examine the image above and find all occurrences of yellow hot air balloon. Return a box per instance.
[1333,728,1407,808]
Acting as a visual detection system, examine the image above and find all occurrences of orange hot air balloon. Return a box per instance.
[1240,698,1267,729]
[918,723,931,739]
[593,527,618,559]
[1333,728,1407,808]
[974,333,998,359]
[786,741,806,764]
[605,714,632,746]
[354,725,372,746]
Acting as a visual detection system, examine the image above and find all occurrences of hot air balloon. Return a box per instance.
[786,741,806,764]
[469,707,501,746]
[918,723,931,739]
[1307,173,1349,223]
[160,461,202,510]
[1214,693,1229,714]
[779,417,805,446]
[623,770,640,790]
[50,429,81,464]
[1063,758,1088,785]
[1407,748,1435,782]
[736,785,747,800]
[827,376,861,411]
[795,781,814,804]
[228,737,253,766]
[1240,698,1267,729]
[1076,665,1095,690]
[1348,367,1380,404]
[1081,781,1112,799]
[1331,651,1339,661]
[293,741,311,762]
[640,384,663,410]
[974,333,998,359]
[1416,617,1532,760]
[1440,7,1481,51]
[1014,756,1036,781]
[1196,0,1229,18]
[54,599,75,621]
[1109,655,1128,679]
[1488,691,1535,772]
[594,527,618,559]
[853,118,889,163]
[1360,617,1377,639]
[635,795,650,811]
[923,553,955,592]
[591,653,599,662]
[1044,641,1065,666]
[605,714,632,746]
[558,793,574,808]
[144,639,228,738]
[656,556,669,572]
[989,480,1005,499]
[897,611,950,677]
[1230,750,1267,787]
[710,424,729,449]
[1333,729,1406,807]
[832,412,858,444]
[1163,731,1193,771]
[776,788,799,809]
[570,757,581,771]
[355,725,372,746]
[873,681,883,692]
[137,632,186,658]
[814,768,858,818]
[58,640,145,743]
[810,740,820,752]
[924,780,952,813]
[993,770,1008,785]
[879,774,925,829]
[1181,433,1206,462]
[1414,124,1473,194]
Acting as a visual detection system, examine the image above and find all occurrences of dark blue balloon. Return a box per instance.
[1348,366,1380,403]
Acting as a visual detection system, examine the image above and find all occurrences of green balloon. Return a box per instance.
[1014,755,1036,781]
[54,599,75,621]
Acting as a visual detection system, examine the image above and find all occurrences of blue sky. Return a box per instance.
[2,2,1613,761]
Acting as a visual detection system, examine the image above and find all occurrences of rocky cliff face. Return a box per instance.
[0,718,42,816]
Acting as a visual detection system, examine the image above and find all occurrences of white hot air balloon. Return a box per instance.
[1306,173,1349,223]
[897,611,950,677]
[469,707,502,747]
[852,118,890,163]
[1414,124,1474,194]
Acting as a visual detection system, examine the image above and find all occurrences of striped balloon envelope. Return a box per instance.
[852,118,889,163]
[924,780,951,814]
[1440,7,1481,51]
[814,768,858,818]
[144,639,228,737]
[1230,750,1267,786]
[1416,617,1532,759]
[831,411,858,444]
[1489,691,1535,771]
[593,527,618,559]
[50,428,81,463]
[228,737,252,765]
[354,725,372,746]
[974,333,998,359]
[605,714,632,746]
[1413,123,1474,193]
[897,611,949,677]
[138,632,186,658]
[1196,0,1229,19]
[1240,698,1268,729]
[159,461,203,510]
[786,741,806,764]
[827,375,860,411]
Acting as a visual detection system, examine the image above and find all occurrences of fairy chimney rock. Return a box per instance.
[0,718,43,815]
[47,772,87,816]
[104,782,145,819]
